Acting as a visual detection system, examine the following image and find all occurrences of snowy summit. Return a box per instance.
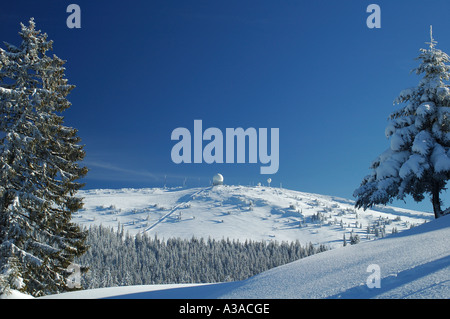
[73,185,432,248]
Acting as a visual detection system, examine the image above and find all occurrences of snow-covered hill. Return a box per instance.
[41,213,450,299]
[74,185,432,249]
[15,185,448,299]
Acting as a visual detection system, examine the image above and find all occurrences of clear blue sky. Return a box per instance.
[1,0,450,213]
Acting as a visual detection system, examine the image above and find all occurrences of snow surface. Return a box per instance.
[7,185,446,299]
[40,214,450,299]
[73,185,432,249]
[0,290,34,299]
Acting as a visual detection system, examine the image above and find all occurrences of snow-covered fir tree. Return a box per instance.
[354,27,450,219]
[0,19,88,297]
[349,231,360,245]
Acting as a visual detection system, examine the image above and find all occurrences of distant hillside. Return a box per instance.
[74,185,432,248]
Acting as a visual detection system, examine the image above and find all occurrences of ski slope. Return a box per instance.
[41,214,450,299]
[74,185,432,249]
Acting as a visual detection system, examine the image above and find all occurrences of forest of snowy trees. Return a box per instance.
[76,225,328,289]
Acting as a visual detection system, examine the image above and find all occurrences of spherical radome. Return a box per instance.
[212,173,224,185]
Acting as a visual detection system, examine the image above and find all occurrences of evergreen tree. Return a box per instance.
[0,19,88,296]
[349,231,360,245]
[354,27,450,219]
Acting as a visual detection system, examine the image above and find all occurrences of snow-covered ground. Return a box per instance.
[41,213,450,299]
[74,185,432,249]
[8,185,448,299]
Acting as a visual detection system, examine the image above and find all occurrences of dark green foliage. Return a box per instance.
[0,19,88,296]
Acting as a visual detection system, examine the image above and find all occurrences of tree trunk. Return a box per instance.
[431,183,442,219]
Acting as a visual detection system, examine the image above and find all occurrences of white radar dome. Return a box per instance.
[212,173,224,186]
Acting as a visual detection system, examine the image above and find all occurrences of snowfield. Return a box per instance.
[73,185,432,249]
[41,213,450,299]
[7,184,448,299]
[220,214,450,299]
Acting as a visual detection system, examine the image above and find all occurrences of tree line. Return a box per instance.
[76,225,328,289]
